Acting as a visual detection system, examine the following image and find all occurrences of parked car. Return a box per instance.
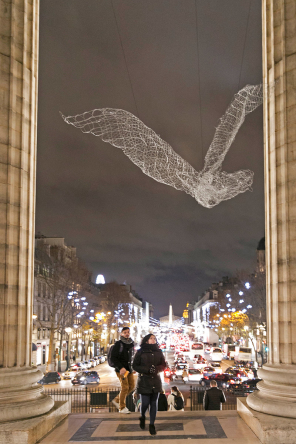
[200,373,241,388]
[38,371,61,385]
[89,359,96,367]
[71,371,100,385]
[71,362,83,370]
[187,368,203,382]
[82,360,92,369]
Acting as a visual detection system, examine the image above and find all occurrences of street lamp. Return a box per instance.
[65,327,72,370]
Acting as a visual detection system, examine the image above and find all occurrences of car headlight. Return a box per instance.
[80,377,85,380]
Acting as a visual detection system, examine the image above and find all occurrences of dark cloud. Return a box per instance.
[36,0,263,318]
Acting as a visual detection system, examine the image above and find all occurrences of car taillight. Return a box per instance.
[237,374,240,377]
[205,376,209,379]
[230,379,235,384]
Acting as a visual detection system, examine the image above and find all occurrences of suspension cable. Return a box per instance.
[237,0,252,91]
[195,0,204,164]
[111,0,140,118]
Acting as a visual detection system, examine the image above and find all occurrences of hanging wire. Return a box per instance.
[111,0,140,118]
[194,0,204,166]
[237,0,252,91]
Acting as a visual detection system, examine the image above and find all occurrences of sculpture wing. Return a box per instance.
[61,108,200,199]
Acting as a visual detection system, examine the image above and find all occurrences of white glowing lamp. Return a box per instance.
[96,274,105,284]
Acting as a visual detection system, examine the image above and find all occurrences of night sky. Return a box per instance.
[36,1,264,318]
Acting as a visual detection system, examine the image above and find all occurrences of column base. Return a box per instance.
[0,367,54,422]
[238,397,296,444]
[246,363,296,419]
[0,401,70,444]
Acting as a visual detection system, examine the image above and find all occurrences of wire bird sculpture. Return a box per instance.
[61,84,263,208]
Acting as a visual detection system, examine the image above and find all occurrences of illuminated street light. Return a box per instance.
[32,314,37,319]
[239,291,244,296]
[239,299,244,303]
[245,282,251,289]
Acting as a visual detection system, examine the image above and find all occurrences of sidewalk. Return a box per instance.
[39,411,261,443]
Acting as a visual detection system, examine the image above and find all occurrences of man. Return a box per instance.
[111,327,135,413]
[203,380,226,410]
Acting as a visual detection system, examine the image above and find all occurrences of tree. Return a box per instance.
[218,311,249,339]
[35,243,90,370]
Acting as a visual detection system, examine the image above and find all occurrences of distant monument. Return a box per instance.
[159,304,182,327]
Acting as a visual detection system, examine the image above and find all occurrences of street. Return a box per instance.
[42,350,233,401]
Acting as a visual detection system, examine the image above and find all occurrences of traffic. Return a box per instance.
[38,333,260,397]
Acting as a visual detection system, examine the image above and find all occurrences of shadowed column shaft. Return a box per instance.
[0,0,54,422]
[247,0,296,418]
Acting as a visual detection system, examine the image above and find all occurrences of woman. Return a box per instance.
[167,386,184,411]
[133,334,166,435]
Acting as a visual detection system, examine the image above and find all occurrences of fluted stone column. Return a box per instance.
[247,0,296,418]
[0,0,54,422]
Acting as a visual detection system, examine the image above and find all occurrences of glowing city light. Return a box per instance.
[226,294,231,298]
[245,282,251,289]
[96,274,106,284]
[226,303,231,307]
[239,299,244,303]
[239,291,244,296]
[247,305,252,309]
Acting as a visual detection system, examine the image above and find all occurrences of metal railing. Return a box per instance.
[44,387,135,413]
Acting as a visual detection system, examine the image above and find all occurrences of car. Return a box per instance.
[211,362,223,374]
[38,371,61,384]
[225,368,249,381]
[71,362,83,370]
[71,371,100,385]
[200,373,241,388]
[210,347,223,361]
[164,367,176,380]
[62,369,78,380]
[187,368,203,382]
[82,360,92,369]
[89,359,96,367]
[202,366,216,377]
[175,363,189,377]
[229,378,262,394]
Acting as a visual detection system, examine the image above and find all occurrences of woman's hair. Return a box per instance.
[171,386,183,398]
[140,333,156,346]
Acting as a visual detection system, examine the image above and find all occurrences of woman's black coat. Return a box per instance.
[133,343,166,394]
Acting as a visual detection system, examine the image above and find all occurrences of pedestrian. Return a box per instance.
[182,368,188,383]
[133,333,166,436]
[72,354,76,362]
[203,380,226,410]
[158,389,168,411]
[133,390,141,412]
[110,326,135,414]
[167,386,184,411]
[253,361,258,378]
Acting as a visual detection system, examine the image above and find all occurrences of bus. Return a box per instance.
[235,347,252,363]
